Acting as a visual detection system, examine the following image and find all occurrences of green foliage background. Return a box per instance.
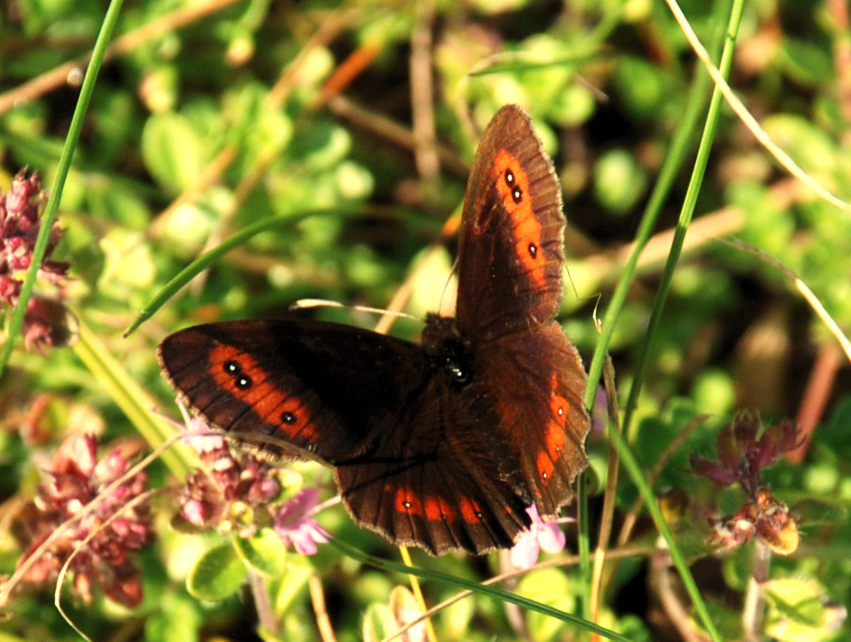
[1,0,850,640]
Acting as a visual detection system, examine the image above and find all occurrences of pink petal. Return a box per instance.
[54,433,98,477]
[510,530,541,569]
[537,521,566,554]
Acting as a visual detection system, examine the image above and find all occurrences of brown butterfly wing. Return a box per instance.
[455,105,590,515]
[159,319,532,555]
[158,320,426,462]
[475,322,589,517]
[158,105,588,556]
[336,371,533,554]
[456,104,566,341]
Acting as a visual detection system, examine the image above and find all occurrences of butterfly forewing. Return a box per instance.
[159,320,428,462]
[454,105,589,517]
[456,105,566,341]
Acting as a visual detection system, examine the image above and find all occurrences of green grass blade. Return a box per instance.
[606,1,747,640]
[0,0,125,377]
[576,0,734,628]
[621,0,743,438]
[73,316,195,477]
[606,424,713,639]
[124,207,359,336]
[330,537,632,641]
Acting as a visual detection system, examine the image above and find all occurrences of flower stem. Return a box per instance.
[742,540,771,640]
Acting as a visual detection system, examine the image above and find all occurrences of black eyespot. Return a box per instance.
[475,511,484,519]
[505,168,515,186]
[512,186,523,203]
[281,411,297,425]
[224,360,240,374]
[528,243,537,258]
[236,375,252,389]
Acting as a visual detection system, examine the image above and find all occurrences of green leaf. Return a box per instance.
[780,37,834,86]
[232,529,287,578]
[361,603,399,642]
[613,55,675,120]
[186,542,247,601]
[272,556,315,616]
[144,591,204,642]
[761,114,839,177]
[763,578,839,641]
[517,568,577,641]
[593,148,647,215]
[289,120,351,172]
[86,179,151,229]
[141,112,210,193]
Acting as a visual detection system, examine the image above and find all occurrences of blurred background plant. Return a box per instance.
[0,0,849,640]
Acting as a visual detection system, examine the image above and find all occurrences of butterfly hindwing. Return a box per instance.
[476,322,589,517]
[336,373,533,555]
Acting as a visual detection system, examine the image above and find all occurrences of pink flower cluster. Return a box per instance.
[179,427,282,536]
[0,169,71,351]
[16,434,151,606]
[178,415,328,554]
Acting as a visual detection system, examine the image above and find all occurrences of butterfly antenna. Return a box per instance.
[290,298,420,322]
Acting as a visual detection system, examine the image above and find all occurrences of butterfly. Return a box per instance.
[158,105,590,555]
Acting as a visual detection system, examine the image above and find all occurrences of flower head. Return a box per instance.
[15,433,151,606]
[709,488,799,555]
[177,427,281,537]
[170,402,328,555]
[691,411,799,499]
[692,411,801,555]
[0,169,72,352]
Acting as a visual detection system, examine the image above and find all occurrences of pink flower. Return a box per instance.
[23,297,72,352]
[510,504,566,569]
[691,411,800,498]
[178,403,226,454]
[15,433,151,606]
[0,169,72,352]
[169,404,281,536]
[274,488,329,555]
[0,169,68,301]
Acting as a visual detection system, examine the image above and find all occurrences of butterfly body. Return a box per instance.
[159,105,590,555]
